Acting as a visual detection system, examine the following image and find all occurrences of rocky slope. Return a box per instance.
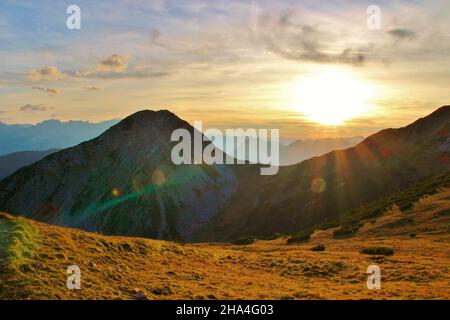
[0,110,237,241]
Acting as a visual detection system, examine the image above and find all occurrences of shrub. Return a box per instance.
[231,237,255,245]
[310,244,325,252]
[258,233,281,241]
[317,219,340,230]
[287,229,313,244]
[333,225,359,238]
[359,247,394,256]
[397,201,414,212]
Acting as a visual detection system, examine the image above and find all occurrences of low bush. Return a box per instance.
[359,246,394,256]
[231,236,256,245]
[310,244,325,252]
[287,229,313,244]
[333,224,360,238]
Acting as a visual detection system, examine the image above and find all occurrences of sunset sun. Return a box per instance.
[291,70,375,125]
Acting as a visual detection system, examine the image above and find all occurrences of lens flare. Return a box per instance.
[111,188,121,197]
[152,169,167,186]
[311,177,327,194]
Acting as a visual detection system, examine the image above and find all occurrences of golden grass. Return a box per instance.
[1,190,449,300]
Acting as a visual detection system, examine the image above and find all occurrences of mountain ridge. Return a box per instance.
[194,106,450,241]
[0,106,449,242]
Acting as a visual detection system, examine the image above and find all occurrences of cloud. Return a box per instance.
[150,28,162,45]
[388,28,417,43]
[83,86,102,91]
[19,104,53,112]
[75,68,169,79]
[257,12,369,66]
[75,54,169,79]
[32,86,61,96]
[90,69,169,79]
[96,54,129,72]
[27,66,66,81]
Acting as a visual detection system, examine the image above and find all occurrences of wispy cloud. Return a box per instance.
[388,28,418,43]
[256,11,370,66]
[75,54,170,79]
[32,86,61,96]
[96,54,129,72]
[83,86,103,91]
[19,104,54,112]
[27,66,66,81]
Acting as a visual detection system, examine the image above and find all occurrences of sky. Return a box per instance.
[0,0,449,139]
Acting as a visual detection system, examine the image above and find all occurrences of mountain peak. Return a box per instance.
[0,108,236,241]
[417,105,450,120]
[124,109,178,120]
[434,105,450,112]
[402,105,450,135]
[429,105,450,121]
[104,109,191,142]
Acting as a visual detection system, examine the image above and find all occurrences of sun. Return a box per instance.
[291,70,375,125]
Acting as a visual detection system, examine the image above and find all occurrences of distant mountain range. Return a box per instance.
[211,135,363,166]
[0,149,59,180]
[0,106,448,242]
[0,119,119,156]
[281,137,364,165]
[0,117,362,179]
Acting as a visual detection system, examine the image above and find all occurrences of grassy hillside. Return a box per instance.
[319,172,450,237]
[1,188,449,300]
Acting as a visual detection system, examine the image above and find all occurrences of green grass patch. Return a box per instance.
[0,213,39,274]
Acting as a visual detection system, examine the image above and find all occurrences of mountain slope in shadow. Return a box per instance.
[195,106,450,241]
[0,110,237,241]
[0,149,60,181]
[0,106,449,242]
